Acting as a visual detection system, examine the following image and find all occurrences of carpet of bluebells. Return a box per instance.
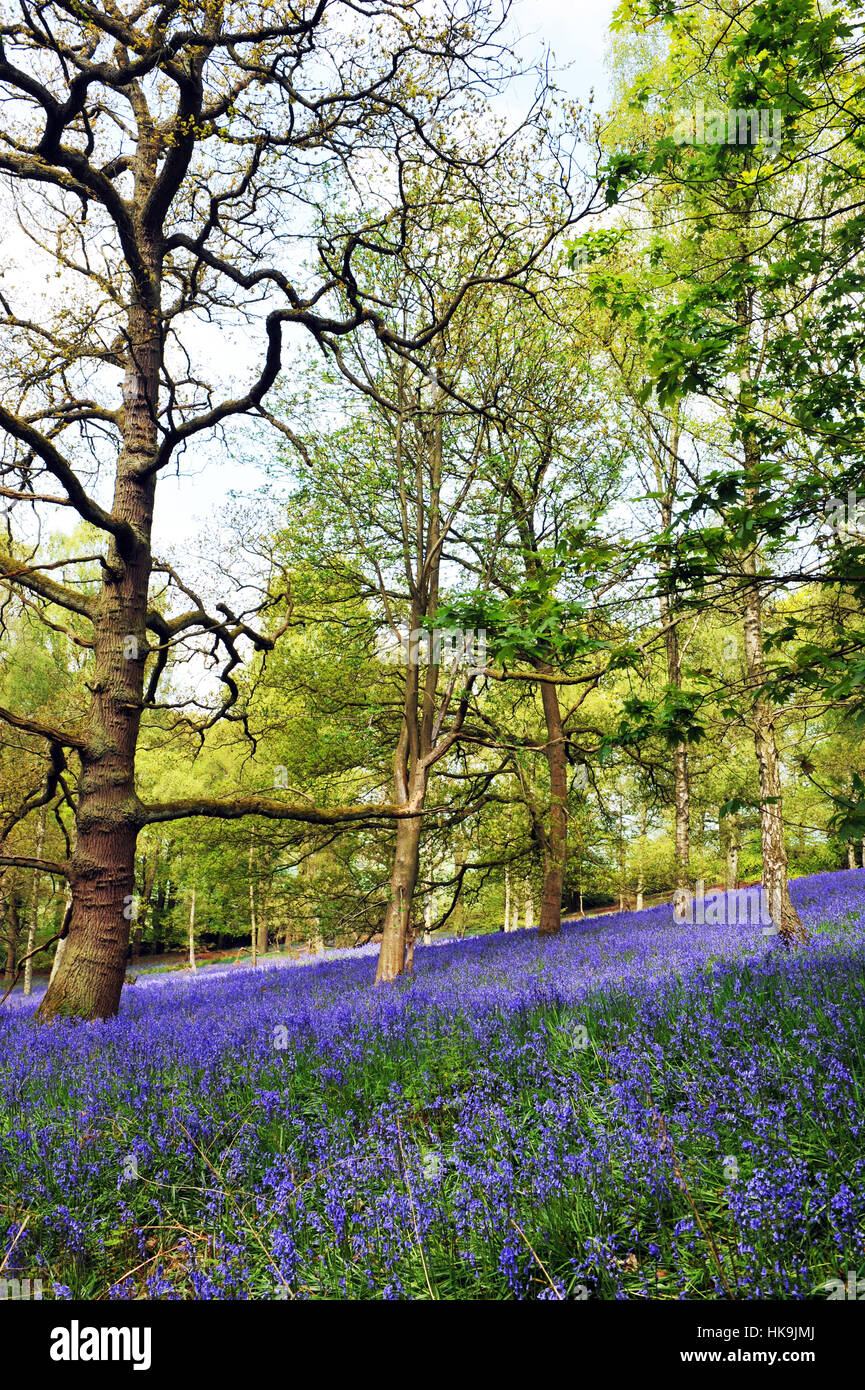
[1,870,864,1301]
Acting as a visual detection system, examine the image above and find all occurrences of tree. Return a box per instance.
[441,285,631,936]
[596,0,865,939]
[0,0,577,1019]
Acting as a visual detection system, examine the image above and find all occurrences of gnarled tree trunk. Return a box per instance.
[38,237,160,1021]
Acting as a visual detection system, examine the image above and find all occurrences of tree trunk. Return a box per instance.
[23,810,46,996]
[672,745,690,907]
[524,880,534,929]
[49,935,67,987]
[634,805,646,912]
[617,795,626,911]
[724,814,741,891]
[152,856,172,956]
[741,511,805,944]
[257,887,269,957]
[49,894,73,987]
[653,410,691,921]
[188,889,197,971]
[373,360,472,980]
[132,848,158,965]
[504,867,519,932]
[3,895,19,984]
[38,236,161,1021]
[847,838,857,871]
[404,918,416,974]
[735,286,805,946]
[249,837,257,968]
[375,810,422,981]
[538,666,567,935]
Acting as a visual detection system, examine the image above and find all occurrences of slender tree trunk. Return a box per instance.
[742,583,804,941]
[635,802,646,910]
[132,848,158,964]
[724,814,741,891]
[38,231,162,1021]
[404,917,416,973]
[3,895,19,983]
[538,665,567,935]
[249,836,257,968]
[49,936,67,987]
[49,893,73,987]
[454,833,468,939]
[617,796,626,911]
[423,899,432,947]
[654,411,691,920]
[671,745,690,913]
[734,279,805,945]
[5,929,15,981]
[188,889,197,971]
[299,848,325,958]
[503,863,511,932]
[257,887,269,957]
[848,839,857,871]
[504,872,520,931]
[152,873,169,956]
[524,879,534,929]
[23,810,46,995]
[740,431,804,938]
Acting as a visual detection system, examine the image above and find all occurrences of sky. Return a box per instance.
[146,0,621,557]
[1,0,621,563]
[518,0,618,103]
